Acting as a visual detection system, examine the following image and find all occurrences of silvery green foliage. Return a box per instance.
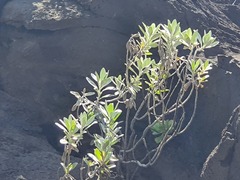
[56,20,218,180]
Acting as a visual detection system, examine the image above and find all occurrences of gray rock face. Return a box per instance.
[0,90,61,180]
[1,0,87,30]
[0,0,240,180]
[201,105,240,180]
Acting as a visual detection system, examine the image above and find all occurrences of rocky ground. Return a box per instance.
[0,0,240,180]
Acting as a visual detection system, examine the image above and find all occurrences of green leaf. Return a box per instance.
[100,94,115,100]
[94,138,102,151]
[64,115,75,132]
[154,134,164,144]
[151,121,165,134]
[161,24,171,38]
[185,28,192,40]
[209,40,219,48]
[151,120,174,135]
[86,77,97,89]
[154,89,169,95]
[168,19,181,37]
[139,24,145,35]
[80,112,87,128]
[83,157,94,167]
[151,120,174,144]
[84,91,95,96]
[107,164,116,169]
[101,78,112,88]
[55,122,67,132]
[101,139,110,151]
[106,103,114,114]
[99,105,109,119]
[204,38,219,49]
[94,148,103,161]
[204,60,212,71]
[91,72,98,82]
[191,59,201,72]
[104,151,113,163]
[180,39,190,48]
[196,31,202,47]
[67,162,78,172]
[203,30,211,45]
[85,113,96,128]
[110,154,118,162]
[111,109,122,121]
[149,42,158,48]
[60,138,68,144]
[102,86,116,91]
[60,162,68,174]
[142,58,153,68]
[70,91,81,99]
[191,30,200,46]
[100,68,108,81]
[87,153,100,163]
[181,28,194,49]
[203,60,209,70]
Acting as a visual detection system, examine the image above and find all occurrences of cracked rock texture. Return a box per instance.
[201,105,240,180]
[0,0,240,180]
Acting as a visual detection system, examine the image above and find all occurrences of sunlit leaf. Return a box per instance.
[60,138,68,144]
[94,148,103,161]
[70,91,81,99]
[86,77,97,89]
[87,153,100,163]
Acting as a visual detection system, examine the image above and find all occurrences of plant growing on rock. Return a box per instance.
[56,19,219,180]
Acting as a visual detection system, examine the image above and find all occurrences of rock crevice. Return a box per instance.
[201,105,240,180]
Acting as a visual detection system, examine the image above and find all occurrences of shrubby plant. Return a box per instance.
[56,20,218,180]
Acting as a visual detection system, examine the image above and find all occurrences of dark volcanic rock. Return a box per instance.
[0,0,239,180]
[201,105,240,180]
[0,90,61,180]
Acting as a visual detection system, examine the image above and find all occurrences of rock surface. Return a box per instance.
[201,105,240,180]
[0,0,240,180]
[0,90,61,180]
